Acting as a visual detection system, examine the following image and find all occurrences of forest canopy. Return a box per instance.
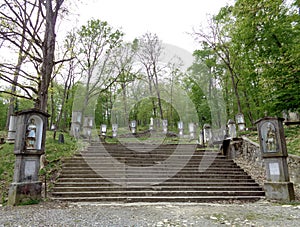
[0,0,299,131]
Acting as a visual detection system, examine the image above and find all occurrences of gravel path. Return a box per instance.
[1,200,300,227]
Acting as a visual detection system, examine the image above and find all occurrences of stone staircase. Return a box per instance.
[51,142,265,202]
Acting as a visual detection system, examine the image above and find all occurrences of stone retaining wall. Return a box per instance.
[229,137,300,184]
[288,154,300,184]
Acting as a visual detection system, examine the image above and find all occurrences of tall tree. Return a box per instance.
[232,0,300,114]
[0,0,67,113]
[137,33,165,119]
[193,9,244,117]
[75,19,123,118]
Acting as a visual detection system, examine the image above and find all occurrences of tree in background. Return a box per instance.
[192,0,300,126]
[231,0,300,114]
[74,19,124,120]
[137,33,166,120]
[0,0,67,114]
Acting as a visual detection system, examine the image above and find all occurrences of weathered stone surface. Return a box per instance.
[8,182,42,206]
[233,137,300,201]
[264,182,295,201]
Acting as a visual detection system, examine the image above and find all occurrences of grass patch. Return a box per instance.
[0,142,15,205]
[18,199,41,206]
[40,131,78,193]
[284,125,300,156]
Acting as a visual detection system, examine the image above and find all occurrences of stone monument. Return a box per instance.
[112,124,118,138]
[256,117,295,201]
[7,115,17,144]
[162,120,168,134]
[70,111,82,138]
[8,109,49,205]
[178,121,183,137]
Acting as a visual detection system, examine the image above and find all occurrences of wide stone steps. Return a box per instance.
[50,196,263,203]
[59,170,249,175]
[52,190,265,198]
[53,181,261,187]
[52,186,263,192]
[51,143,265,202]
[58,174,252,179]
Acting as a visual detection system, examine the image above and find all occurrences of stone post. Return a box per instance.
[203,123,212,146]
[178,121,183,137]
[198,129,204,146]
[235,113,246,131]
[130,120,137,134]
[256,117,295,201]
[8,109,49,205]
[189,122,196,140]
[7,115,17,144]
[227,119,237,139]
[70,111,82,138]
[162,120,168,134]
[83,116,93,139]
[112,124,118,138]
[149,118,154,131]
[100,124,107,137]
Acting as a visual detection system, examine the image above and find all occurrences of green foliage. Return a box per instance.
[182,76,211,126]
[284,125,300,156]
[192,0,300,127]
[18,199,40,206]
[231,0,300,114]
[0,97,8,130]
[0,141,15,204]
[17,98,34,111]
[129,97,180,130]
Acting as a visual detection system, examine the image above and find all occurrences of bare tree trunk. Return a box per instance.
[243,89,254,125]
[36,0,64,112]
[121,83,129,126]
[49,81,55,128]
[228,67,242,114]
[153,66,164,119]
[146,68,157,118]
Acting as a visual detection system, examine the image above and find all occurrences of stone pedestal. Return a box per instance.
[83,116,93,139]
[178,121,183,137]
[264,182,295,201]
[8,181,42,205]
[8,109,49,206]
[162,120,168,134]
[130,120,137,134]
[70,111,82,138]
[112,124,118,138]
[256,117,295,202]
[189,123,196,140]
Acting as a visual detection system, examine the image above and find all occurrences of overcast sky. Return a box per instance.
[75,0,234,53]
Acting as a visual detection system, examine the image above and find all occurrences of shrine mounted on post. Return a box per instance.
[256,117,295,201]
[8,109,49,206]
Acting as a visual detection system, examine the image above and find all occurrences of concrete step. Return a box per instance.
[51,190,265,198]
[59,169,248,175]
[52,185,263,193]
[53,182,261,187]
[56,177,257,183]
[60,166,245,172]
[50,195,264,203]
[58,173,251,179]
